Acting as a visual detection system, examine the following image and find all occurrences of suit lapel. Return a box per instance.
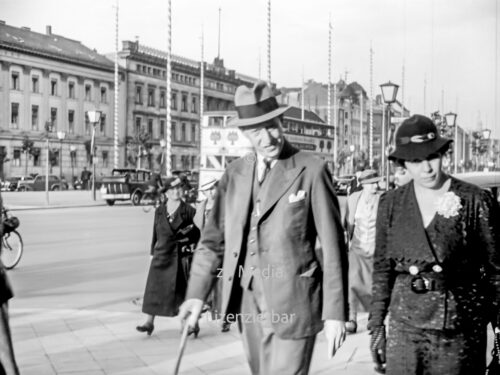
[232,155,255,228]
[257,141,304,220]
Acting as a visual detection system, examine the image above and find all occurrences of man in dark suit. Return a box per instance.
[179,81,347,374]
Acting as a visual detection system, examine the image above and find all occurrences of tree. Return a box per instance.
[21,136,34,176]
[126,128,152,169]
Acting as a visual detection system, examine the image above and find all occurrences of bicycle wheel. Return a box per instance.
[1,230,23,270]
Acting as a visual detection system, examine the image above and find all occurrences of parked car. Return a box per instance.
[333,174,355,196]
[17,175,68,191]
[3,176,34,191]
[453,171,500,201]
[100,168,152,206]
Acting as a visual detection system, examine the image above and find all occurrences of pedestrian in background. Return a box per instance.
[369,115,500,374]
[136,176,200,337]
[0,194,20,375]
[393,165,412,188]
[80,167,91,190]
[344,169,382,334]
[180,81,347,375]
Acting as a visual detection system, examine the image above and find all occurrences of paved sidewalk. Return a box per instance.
[2,190,110,210]
[11,301,376,375]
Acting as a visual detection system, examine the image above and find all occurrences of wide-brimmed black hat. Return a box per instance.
[389,114,452,161]
[228,81,289,128]
[161,176,183,192]
[358,169,382,184]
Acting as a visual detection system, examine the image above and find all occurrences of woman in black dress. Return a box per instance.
[136,176,200,336]
[368,115,500,374]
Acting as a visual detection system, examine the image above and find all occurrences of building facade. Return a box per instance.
[117,41,257,173]
[0,21,119,181]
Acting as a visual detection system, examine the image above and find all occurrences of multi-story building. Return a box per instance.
[117,41,257,172]
[0,21,119,181]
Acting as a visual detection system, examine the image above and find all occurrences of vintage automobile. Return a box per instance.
[333,174,355,196]
[453,171,500,201]
[100,168,152,206]
[17,175,68,191]
[3,175,34,191]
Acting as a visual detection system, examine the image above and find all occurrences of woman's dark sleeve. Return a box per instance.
[185,205,201,245]
[476,190,500,326]
[150,211,157,255]
[368,192,396,329]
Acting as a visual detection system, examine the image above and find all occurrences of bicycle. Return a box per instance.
[1,207,23,270]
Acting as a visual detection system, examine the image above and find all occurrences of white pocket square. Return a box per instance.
[288,190,306,203]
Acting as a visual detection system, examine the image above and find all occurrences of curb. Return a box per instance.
[9,203,108,211]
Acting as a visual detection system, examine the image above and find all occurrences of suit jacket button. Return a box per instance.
[233,252,238,257]
[249,239,255,244]
[250,252,255,256]
[250,266,256,271]
[228,276,233,281]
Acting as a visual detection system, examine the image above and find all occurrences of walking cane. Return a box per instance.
[173,321,190,375]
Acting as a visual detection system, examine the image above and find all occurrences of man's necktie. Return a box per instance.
[259,159,272,184]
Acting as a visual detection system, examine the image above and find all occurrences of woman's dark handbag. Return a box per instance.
[2,216,19,235]
[486,330,500,375]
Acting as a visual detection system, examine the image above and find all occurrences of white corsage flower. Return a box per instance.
[435,192,462,218]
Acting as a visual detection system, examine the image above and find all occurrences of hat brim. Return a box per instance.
[389,138,452,161]
[198,180,218,191]
[227,106,290,128]
[360,176,382,184]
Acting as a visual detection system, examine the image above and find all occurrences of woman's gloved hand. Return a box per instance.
[369,325,386,374]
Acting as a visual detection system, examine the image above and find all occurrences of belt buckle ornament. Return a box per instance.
[411,276,431,294]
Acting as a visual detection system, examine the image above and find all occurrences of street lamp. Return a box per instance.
[379,81,399,191]
[87,110,101,200]
[44,121,54,205]
[57,131,66,179]
[443,112,457,173]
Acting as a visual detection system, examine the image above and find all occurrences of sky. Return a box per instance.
[1,0,499,136]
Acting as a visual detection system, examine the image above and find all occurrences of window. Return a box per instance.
[68,82,75,99]
[160,120,165,138]
[136,64,141,71]
[172,121,177,141]
[100,87,107,103]
[102,151,109,167]
[135,86,142,104]
[85,84,92,101]
[181,94,188,112]
[171,92,177,110]
[32,105,39,130]
[51,108,57,129]
[171,154,176,170]
[191,123,196,142]
[345,112,349,119]
[191,155,196,169]
[54,150,60,167]
[51,79,58,96]
[11,103,19,128]
[191,96,197,113]
[160,91,166,108]
[13,148,21,167]
[148,119,153,136]
[135,117,141,134]
[181,123,186,141]
[32,75,39,93]
[100,114,106,134]
[11,72,19,90]
[68,110,75,134]
[85,112,90,135]
[33,147,41,166]
[148,88,155,107]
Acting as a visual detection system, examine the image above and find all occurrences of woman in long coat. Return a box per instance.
[136,176,200,336]
[368,115,500,374]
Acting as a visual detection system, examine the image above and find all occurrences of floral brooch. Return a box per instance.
[436,191,462,218]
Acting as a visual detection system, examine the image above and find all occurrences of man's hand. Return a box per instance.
[324,319,346,359]
[178,298,204,329]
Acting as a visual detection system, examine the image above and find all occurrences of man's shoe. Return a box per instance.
[345,320,357,334]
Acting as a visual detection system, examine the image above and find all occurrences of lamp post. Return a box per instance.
[57,131,66,180]
[444,112,457,173]
[87,110,101,200]
[44,121,54,205]
[379,81,399,191]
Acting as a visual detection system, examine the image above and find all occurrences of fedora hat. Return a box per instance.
[198,177,218,191]
[228,81,289,127]
[358,169,382,184]
[389,114,452,161]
